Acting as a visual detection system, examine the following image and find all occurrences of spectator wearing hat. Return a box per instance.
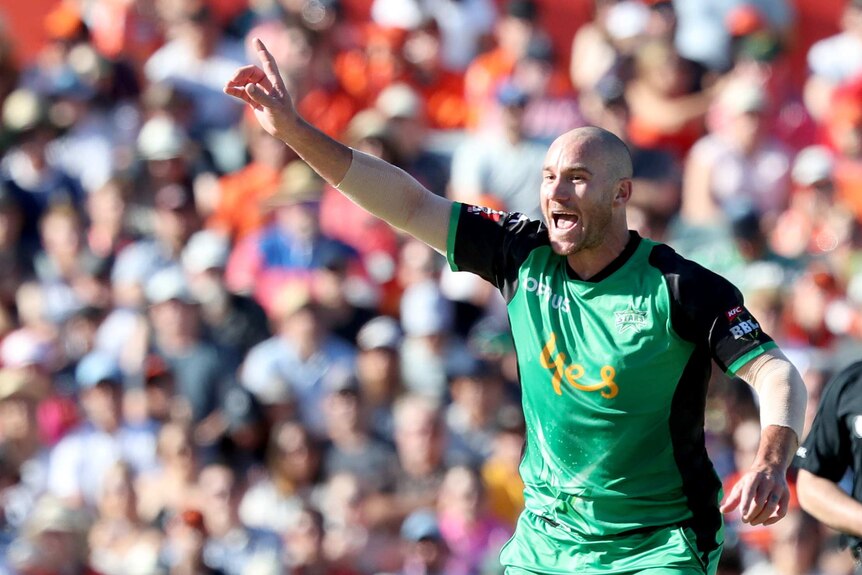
[144,267,237,435]
[0,88,84,243]
[0,368,49,528]
[682,78,791,226]
[397,508,451,575]
[772,146,854,259]
[224,160,358,310]
[182,230,270,357]
[240,281,355,436]
[449,80,547,220]
[84,178,137,262]
[355,316,404,442]
[8,495,96,575]
[47,351,158,506]
[320,366,398,494]
[375,83,450,198]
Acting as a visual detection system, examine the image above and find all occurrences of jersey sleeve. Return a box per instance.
[652,245,776,374]
[794,364,858,480]
[446,202,547,301]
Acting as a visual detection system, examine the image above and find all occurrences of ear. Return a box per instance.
[613,179,633,207]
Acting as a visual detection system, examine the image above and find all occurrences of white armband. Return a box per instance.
[735,349,807,439]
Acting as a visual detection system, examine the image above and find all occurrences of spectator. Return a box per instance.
[355,316,404,442]
[240,420,323,533]
[283,504,362,575]
[320,367,398,493]
[396,508,452,575]
[196,463,282,575]
[224,160,359,308]
[47,351,158,506]
[682,78,791,225]
[88,462,161,575]
[136,422,199,527]
[182,230,271,357]
[0,89,84,242]
[160,508,226,575]
[481,406,526,529]
[208,112,293,242]
[449,81,546,219]
[240,282,355,436]
[144,6,246,136]
[144,267,235,432]
[436,465,511,575]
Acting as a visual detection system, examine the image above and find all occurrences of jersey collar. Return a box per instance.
[564,231,642,283]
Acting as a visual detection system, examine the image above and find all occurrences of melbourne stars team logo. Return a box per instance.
[614,307,648,334]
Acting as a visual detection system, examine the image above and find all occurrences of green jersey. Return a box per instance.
[447,203,775,562]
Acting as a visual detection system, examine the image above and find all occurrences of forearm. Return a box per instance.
[752,424,797,475]
[797,469,862,537]
[278,116,353,187]
[736,349,807,442]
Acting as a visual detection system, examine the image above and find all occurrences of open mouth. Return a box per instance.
[552,212,579,231]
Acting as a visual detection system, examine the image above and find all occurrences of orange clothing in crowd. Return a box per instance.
[334,26,410,108]
[463,47,517,128]
[85,0,162,67]
[628,116,704,159]
[296,86,359,140]
[412,70,468,130]
[208,163,281,241]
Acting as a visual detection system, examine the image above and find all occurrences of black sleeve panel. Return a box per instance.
[795,363,862,480]
[449,203,549,302]
[648,244,775,373]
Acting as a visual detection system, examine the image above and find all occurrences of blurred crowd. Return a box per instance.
[0,0,860,573]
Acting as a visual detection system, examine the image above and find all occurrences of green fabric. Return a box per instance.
[446,201,462,272]
[725,341,778,375]
[501,511,719,575]
[506,238,700,535]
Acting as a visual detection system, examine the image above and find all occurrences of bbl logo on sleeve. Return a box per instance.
[726,306,760,340]
[615,307,647,334]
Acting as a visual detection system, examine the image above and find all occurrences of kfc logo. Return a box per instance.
[726,306,744,321]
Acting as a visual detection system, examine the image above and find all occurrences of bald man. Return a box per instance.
[225,40,807,575]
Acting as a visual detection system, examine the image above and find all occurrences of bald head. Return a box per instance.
[549,126,633,182]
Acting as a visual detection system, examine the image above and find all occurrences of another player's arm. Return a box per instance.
[797,470,862,537]
[224,39,452,253]
[721,348,806,526]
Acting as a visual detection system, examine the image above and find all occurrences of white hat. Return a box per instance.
[376,83,423,119]
[145,267,195,305]
[137,116,188,161]
[357,316,402,350]
[182,230,231,273]
[791,145,834,187]
[0,329,53,369]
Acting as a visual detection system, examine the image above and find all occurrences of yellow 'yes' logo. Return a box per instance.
[539,332,619,398]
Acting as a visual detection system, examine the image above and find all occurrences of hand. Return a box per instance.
[720,467,790,526]
[223,38,298,141]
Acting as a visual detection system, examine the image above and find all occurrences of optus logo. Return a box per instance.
[524,277,571,311]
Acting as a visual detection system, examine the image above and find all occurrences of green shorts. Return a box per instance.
[500,511,722,575]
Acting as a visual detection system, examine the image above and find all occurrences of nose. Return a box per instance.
[544,174,571,203]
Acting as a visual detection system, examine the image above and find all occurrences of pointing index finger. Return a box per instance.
[254,38,286,94]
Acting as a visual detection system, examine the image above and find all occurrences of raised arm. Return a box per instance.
[224,39,453,253]
[720,348,806,526]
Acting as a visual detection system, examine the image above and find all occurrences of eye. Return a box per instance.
[543,173,555,182]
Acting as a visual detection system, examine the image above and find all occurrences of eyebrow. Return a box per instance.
[543,164,594,176]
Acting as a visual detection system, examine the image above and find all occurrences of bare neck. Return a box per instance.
[565,224,632,281]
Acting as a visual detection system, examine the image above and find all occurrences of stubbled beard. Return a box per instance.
[547,204,612,256]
